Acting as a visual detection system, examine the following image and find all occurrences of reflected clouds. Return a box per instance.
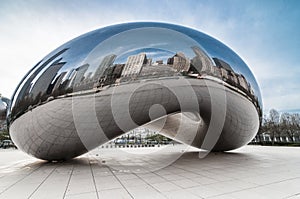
[7,22,262,161]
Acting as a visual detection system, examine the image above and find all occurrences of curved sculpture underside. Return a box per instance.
[7,22,262,161]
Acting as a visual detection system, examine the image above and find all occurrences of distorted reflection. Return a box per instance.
[10,44,260,123]
[7,22,262,160]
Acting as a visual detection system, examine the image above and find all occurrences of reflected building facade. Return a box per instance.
[30,59,66,101]
[94,54,117,80]
[121,53,147,78]
[6,22,262,161]
[167,52,190,72]
[190,46,215,75]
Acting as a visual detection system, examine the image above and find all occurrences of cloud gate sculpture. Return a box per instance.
[6,22,262,161]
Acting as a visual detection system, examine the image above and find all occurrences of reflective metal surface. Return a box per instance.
[7,22,262,161]
[0,97,9,125]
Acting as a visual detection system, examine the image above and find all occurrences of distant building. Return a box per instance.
[85,72,93,80]
[167,52,190,72]
[69,64,89,88]
[94,54,117,80]
[155,60,164,65]
[51,71,67,94]
[139,65,177,78]
[213,58,233,72]
[191,46,214,75]
[30,60,66,99]
[227,71,238,85]
[15,48,68,105]
[113,64,125,78]
[237,74,249,91]
[97,66,115,86]
[249,85,255,96]
[219,67,228,79]
[121,53,147,77]
[94,64,125,88]
[146,58,152,66]
[65,69,76,88]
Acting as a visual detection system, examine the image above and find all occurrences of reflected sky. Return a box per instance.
[6,21,263,160]
[10,22,262,117]
[36,22,261,105]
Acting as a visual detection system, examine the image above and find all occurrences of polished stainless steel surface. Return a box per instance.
[0,97,9,125]
[7,22,262,161]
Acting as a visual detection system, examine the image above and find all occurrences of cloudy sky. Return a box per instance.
[0,0,299,112]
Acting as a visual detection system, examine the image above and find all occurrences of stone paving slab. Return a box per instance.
[0,145,300,199]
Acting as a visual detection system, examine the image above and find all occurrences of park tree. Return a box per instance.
[259,109,280,145]
[280,113,299,141]
[269,109,280,145]
[290,113,300,141]
[257,110,300,145]
[257,113,269,143]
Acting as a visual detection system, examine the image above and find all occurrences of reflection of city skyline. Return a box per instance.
[113,48,174,64]
[11,45,259,118]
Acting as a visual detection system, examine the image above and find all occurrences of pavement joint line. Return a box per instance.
[63,191,98,197]
[95,157,134,199]
[132,171,168,198]
[27,164,60,199]
[150,169,203,197]
[171,163,227,182]
[205,176,300,199]
[0,162,44,195]
[1,146,300,198]
[62,164,74,199]
[150,162,250,198]
[89,157,100,199]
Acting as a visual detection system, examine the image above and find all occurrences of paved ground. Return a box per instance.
[0,145,300,199]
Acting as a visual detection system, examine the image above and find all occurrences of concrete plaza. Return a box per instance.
[0,145,300,199]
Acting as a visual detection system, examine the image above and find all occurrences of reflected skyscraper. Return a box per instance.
[191,46,215,75]
[12,49,68,109]
[237,74,249,92]
[6,22,262,161]
[121,53,147,77]
[30,60,66,100]
[68,64,89,89]
[51,71,67,96]
[167,52,190,72]
[213,57,233,72]
[94,54,117,80]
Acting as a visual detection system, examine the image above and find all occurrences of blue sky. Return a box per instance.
[0,0,299,112]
